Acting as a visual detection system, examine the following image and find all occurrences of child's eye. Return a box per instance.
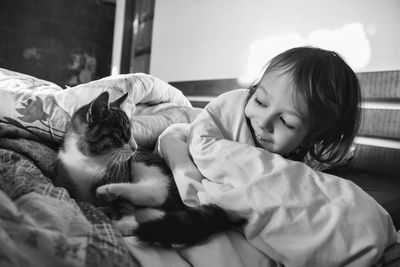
[280,117,295,130]
[255,98,267,107]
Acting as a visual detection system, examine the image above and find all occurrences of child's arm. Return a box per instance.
[155,123,210,206]
[187,90,284,186]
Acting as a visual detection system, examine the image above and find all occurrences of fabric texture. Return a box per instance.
[0,135,139,267]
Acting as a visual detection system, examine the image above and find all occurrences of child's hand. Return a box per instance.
[156,123,189,158]
[96,182,166,207]
[96,184,120,202]
[380,241,400,266]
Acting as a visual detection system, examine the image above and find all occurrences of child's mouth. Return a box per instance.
[255,133,268,142]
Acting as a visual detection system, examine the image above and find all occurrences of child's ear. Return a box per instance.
[87,91,110,122]
[110,93,128,108]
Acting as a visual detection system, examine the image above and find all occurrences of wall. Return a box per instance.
[0,0,115,86]
[150,0,400,82]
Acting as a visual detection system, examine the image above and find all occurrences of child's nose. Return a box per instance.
[258,114,274,133]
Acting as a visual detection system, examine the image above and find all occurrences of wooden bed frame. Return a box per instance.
[170,70,400,228]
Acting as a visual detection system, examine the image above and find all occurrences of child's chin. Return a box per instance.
[257,141,274,152]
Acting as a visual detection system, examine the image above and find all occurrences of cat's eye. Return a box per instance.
[112,132,121,139]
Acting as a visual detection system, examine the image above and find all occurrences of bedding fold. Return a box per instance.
[157,89,398,267]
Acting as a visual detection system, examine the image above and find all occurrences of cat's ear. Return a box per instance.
[87,91,110,123]
[110,93,128,109]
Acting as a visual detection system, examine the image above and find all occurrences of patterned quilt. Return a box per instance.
[0,122,139,267]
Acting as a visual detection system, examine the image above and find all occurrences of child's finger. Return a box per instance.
[96,184,124,201]
[381,242,400,265]
[96,183,140,204]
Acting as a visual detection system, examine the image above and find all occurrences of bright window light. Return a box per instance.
[241,23,371,85]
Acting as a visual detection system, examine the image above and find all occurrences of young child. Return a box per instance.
[189,46,362,175]
[156,46,397,266]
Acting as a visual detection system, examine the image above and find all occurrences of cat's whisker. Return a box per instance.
[109,156,120,183]
[104,164,116,182]
[120,162,127,183]
[114,153,125,180]
[103,152,120,183]
[123,160,130,183]
[114,154,123,183]
[104,149,136,183]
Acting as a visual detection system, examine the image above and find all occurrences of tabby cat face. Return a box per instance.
[70,91,136,158]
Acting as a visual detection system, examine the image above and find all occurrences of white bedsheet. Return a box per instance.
[151,90,397,267]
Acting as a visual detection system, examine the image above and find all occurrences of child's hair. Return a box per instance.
[248,46,361,166]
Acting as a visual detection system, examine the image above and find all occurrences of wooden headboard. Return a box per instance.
[170,70,400,179]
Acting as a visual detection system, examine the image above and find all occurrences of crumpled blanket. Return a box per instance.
[155,90,398,267]
[0,69,200,267]
[0,67,199,147]
[0,123,139,267]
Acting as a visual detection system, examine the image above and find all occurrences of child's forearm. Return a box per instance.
[187,101,280,186]
[155,123,189,161]
[155,123,206,206]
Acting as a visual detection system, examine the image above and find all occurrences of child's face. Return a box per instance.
[245,69,310,155]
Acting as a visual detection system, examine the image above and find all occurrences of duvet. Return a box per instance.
[156,90,397,266]
[0,68,399,267]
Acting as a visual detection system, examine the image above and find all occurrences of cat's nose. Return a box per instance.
[129,138,138,151]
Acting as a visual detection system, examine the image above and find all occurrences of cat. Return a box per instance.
[56,91,135,206]
[56,91,245,247]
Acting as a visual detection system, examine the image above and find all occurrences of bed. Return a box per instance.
[0,67,399,267]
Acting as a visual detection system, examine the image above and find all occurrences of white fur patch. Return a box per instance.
[58,134,106,181]
[58,133,135,204]
[58,134,110,203]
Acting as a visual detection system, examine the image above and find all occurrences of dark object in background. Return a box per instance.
[0,0,115,87]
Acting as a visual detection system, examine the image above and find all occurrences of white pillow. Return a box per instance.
[0,68,197,146]
[0,68,68,143]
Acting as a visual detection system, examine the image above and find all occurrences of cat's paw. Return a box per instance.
[112,214,138,236]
